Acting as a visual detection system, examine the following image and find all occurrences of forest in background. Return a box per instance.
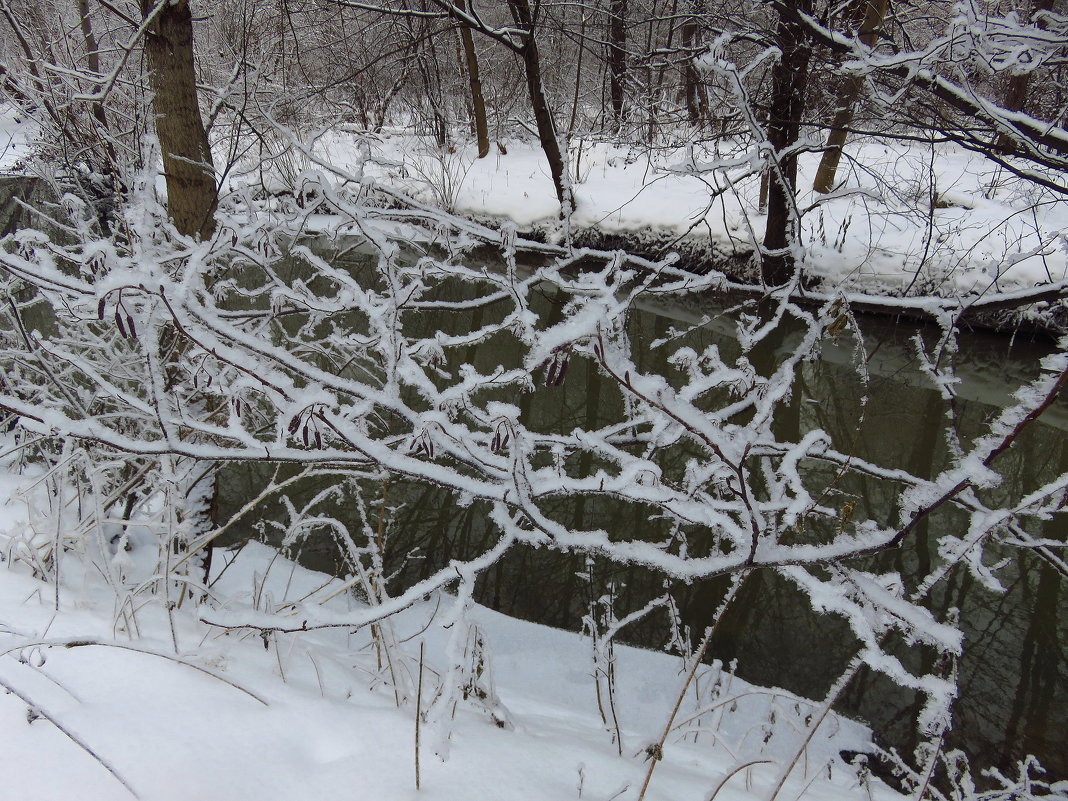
[1,0,1067,287]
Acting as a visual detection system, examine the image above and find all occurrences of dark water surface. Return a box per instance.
[1,172,1057,778]
[216,274,1067,779]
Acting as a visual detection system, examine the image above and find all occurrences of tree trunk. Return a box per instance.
[567,5,589,137]
[455,1,490,158]
[141,0,219,568]
[608,0,627,124]
[508,0,573,213]
[523,42,571,211]
[76,0,115,165]
[142,0,217,239]
[762,1,812,286]
[996,0,1056,152]
[681,18,702,125]
[812,0,887,194]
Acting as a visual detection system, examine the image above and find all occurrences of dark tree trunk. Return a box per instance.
[523,42,571,210]
[142,0,219,561]
[996,0,1056,152]
[608,0,627,123]
[77,0,116,167]
[813,0,887,194]
[762,1,812,286]
[456,1,490,158]
[142,0,217,239]
[508,0,573,212]
[681,19,702,125]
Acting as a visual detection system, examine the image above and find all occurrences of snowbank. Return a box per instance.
[0,465,894,801]
[298,131,1068,300]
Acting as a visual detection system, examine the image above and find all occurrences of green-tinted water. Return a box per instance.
[216,271,1067,778]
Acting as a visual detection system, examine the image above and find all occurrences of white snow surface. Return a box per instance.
[1,106,1065,300]
[0,464,898,801]
[0,107,33,173]
[269,129,1068,298]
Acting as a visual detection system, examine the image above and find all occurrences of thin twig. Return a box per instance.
[2,639,269,706]
[415,640,424,791]
[0,673,139,797]
[636,571,749,801]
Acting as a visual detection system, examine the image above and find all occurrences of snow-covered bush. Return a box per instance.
[1,172,1065,797]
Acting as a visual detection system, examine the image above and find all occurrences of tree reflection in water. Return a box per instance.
[216,280,1067,778]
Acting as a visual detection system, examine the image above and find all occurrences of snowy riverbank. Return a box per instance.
[3,106,1066,304]
[295,130,1068,300]
[0,459,895,801]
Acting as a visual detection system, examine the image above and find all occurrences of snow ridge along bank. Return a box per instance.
[346,133,1068,333]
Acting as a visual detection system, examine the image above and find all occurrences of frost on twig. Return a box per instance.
[1,174,1065,791]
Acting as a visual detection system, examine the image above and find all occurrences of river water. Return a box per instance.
[215,264,1067,780]
[0,172,1059,781]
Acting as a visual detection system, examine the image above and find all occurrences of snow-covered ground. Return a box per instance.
[0,107,32,174]
[257,129,1068,299]
[2,106,1065,300]
[0,456,896,801]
